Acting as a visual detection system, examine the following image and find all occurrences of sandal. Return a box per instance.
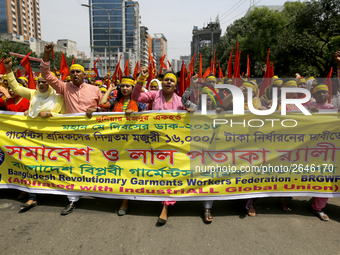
[247,206,256,216]
[279,197,292,212]
[313,210,329,221]
[21,200,37,209]
[203,209,213,223]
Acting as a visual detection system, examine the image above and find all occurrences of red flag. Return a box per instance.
[146,60,154,90]
[259,48,272,96]
[72,57,75,65]
[133,61,139,80]
[233,43,239,80]
[124,58,130,76]
[93,56,100,77]
[148,48,156,71]
[227,47,234,78]
[203,67,210,78]
[218,62,223,79]
[189,53,196,76]
[112,55,122,81]
[167,60,171,68]
[179,60,186,96]
[185,65,191,91]
[323,67,333,103]
[213,51,216,76]
[199,54,202,78]
[233,43,241,87]
[59,52,70,81]
[0,58,6,75]
[107,76,110,90]
[20,52,36,89]
[51,49,55,60]
[16,68,22,79]
[159,54,166,75]
[247,54,250,79]
[118,66,123,82]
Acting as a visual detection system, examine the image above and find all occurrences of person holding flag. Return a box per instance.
[40,42,102,215]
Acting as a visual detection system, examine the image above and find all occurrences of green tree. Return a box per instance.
[40,51,84,71]
[215,6,287,77]
[273,0,340,77]
[0,40,38,68]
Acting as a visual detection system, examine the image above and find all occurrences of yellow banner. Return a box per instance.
[0,111,339,201]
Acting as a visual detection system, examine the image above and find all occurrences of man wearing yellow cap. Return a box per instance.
[40,42,102,215]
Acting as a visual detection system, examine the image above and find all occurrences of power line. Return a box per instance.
[220,0,263,25]
[221,9,248,25]
[220,0,247,21]
[74,0,90,13]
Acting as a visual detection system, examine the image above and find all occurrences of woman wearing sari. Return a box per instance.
[131,67,185,225]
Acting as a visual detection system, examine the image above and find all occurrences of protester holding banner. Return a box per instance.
[40,42,102,215]
[3,57,65,118]
[305,84,338,112]
[131,67,185,225]
[95,76,146,215]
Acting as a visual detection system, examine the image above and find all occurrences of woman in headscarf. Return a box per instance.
[3,57,65,210]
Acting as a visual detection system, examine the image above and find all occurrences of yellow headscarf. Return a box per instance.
[283,80,297,87]
[19,77,28,83]
[242,81,258,96]
[312,84,328,95]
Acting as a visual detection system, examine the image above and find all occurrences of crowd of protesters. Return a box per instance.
[0,43,340,225]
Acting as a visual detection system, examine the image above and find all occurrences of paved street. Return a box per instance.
[0,189,339,255]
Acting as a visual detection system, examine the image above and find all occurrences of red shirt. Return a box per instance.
[5,97,30,112]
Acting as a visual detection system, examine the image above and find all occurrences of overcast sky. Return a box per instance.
[40,0,290,61]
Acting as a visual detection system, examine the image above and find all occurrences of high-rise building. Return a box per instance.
[0,0,41,40]
[140,25,151,67]
[152,33,167,71]
[87,0,140,75]
[191,18,221,63]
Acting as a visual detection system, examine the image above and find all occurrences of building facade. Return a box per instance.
[152,33,167,71]
[190,18,221,63]
[0,0,41,40]
[88,0,140,75]
[140,25,150,67]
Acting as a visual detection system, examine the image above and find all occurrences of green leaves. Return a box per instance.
[214,0,340,77]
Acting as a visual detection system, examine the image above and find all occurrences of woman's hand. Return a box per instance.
[3,57,13,73]
[39,111,52,118]
[308,106,319,113]
[125,109,133,117]
[215,107,223,114]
